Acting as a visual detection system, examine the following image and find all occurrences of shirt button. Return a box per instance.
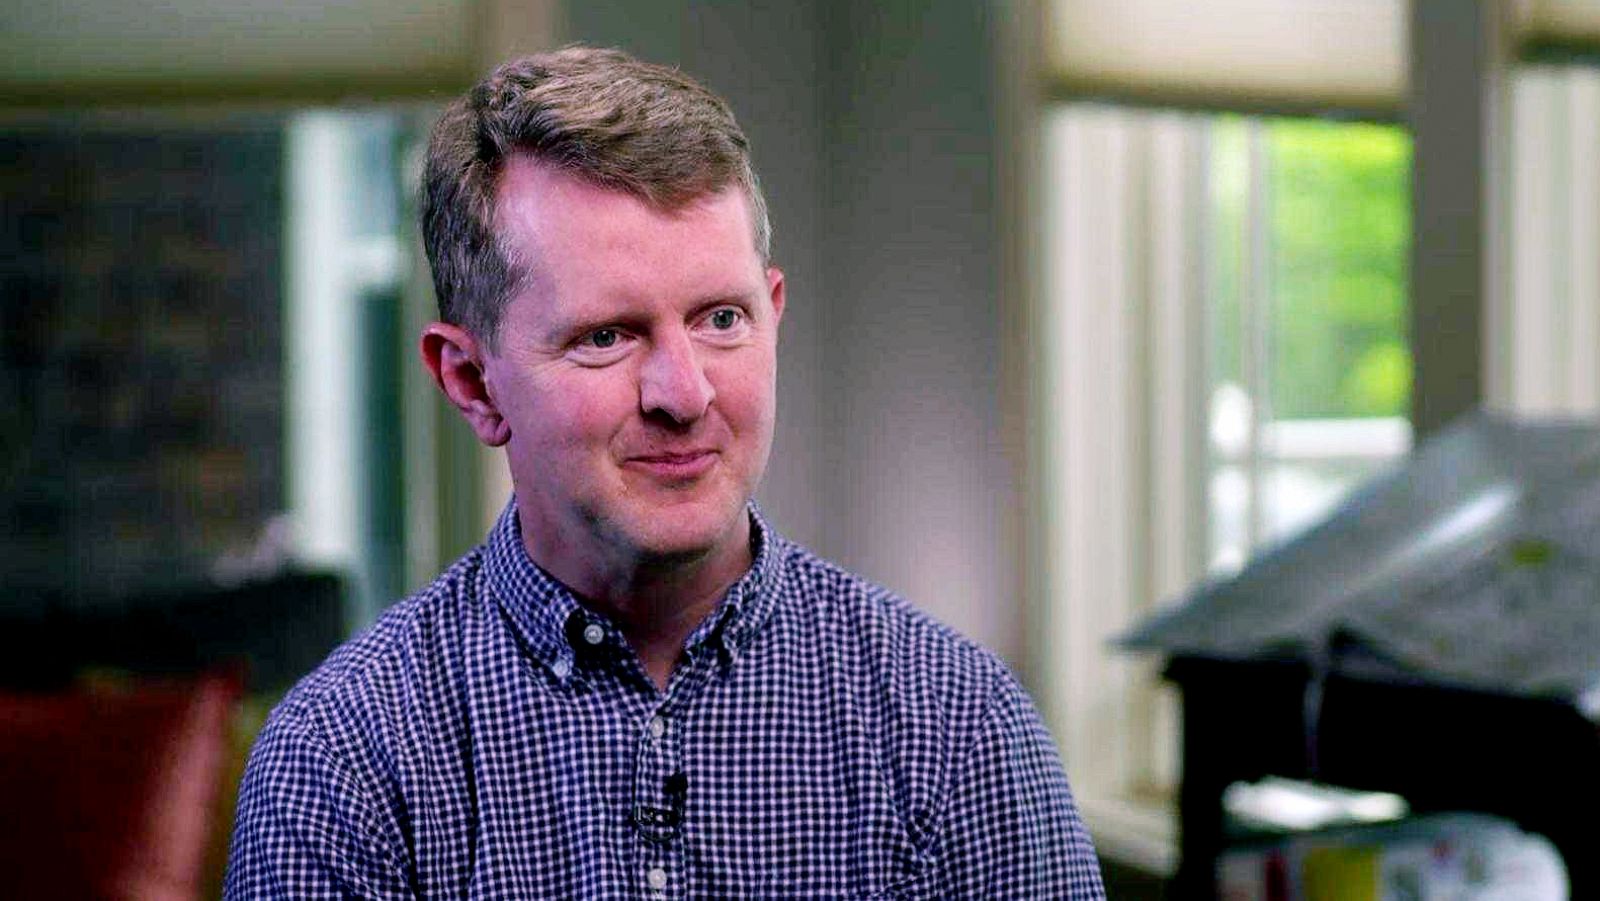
[581,623,605,645]
[648,716,667,739]
[646,867,668,891]
[551,658,571,679]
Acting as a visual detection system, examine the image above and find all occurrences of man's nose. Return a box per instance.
[639,332,714,424]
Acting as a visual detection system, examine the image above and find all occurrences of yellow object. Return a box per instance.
[1302,845,1379,901]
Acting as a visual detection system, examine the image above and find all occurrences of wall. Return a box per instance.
[564,1,1019,661]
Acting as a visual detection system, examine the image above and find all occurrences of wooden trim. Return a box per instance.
[0,71,473,111]
[1041,77,1403,125]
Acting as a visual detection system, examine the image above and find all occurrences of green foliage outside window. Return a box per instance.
[1272,119,1411,418]
[1209,116,1412,421]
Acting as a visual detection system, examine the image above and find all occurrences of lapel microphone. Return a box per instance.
[633,771,688,843]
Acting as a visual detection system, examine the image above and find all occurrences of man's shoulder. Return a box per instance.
[771,539,1017,710]
[265,547,488,744]
[764,539,1075,868]
[227,552,494,898]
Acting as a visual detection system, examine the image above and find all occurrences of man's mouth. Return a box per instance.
[624,450,719,481]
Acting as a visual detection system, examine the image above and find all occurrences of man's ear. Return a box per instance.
[421,322,512,447]
[766,266,785,325]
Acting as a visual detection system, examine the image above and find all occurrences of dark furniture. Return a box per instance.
[0,570,346,694]
[1169,655,1593,897]
[0,571,347,900]
[1128,417,1600,899]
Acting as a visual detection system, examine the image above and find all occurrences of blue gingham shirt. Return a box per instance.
[226,502,1104,899]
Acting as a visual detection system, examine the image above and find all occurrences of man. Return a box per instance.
[226,46,1104,898]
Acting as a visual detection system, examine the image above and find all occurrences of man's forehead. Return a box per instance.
[493,156,760,266]
[496,155,738,223]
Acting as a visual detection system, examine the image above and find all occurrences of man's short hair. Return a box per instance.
[420,45,771,347]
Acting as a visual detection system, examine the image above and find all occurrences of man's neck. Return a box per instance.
[521,513,754,690]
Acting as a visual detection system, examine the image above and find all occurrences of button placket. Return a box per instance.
[630,702,681,841]
[626,643,727,899]
[631,691,687,898]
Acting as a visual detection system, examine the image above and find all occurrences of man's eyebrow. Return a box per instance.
[695,282,771,306]
[541,304,647,341]
[691,292,756,309]
[541,313,611,342]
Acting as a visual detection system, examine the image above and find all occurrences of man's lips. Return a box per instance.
[623,449,719,480]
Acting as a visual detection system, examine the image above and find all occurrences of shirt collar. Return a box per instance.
[484,498,785,680]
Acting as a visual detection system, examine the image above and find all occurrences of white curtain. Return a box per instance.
[1500,66,1600,415]
[1039,105,1210,865]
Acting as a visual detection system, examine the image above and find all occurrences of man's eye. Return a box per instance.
[586,328,621,348]
[708,309,741,330]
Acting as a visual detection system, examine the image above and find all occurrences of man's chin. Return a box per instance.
[618,499,749,563]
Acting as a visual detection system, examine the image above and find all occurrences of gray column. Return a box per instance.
[1408,0,1514,438]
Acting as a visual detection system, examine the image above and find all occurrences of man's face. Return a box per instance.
[481,157,784,571]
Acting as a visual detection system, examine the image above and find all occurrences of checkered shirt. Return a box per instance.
[225,501,1105,899]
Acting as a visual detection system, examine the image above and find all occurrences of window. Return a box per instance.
[1207,116,1413,573]
[0,109,473,635]
[1041,104,1412,868]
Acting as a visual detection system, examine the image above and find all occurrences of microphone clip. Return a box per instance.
[632,771,688,844]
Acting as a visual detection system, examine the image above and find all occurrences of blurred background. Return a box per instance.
[4,0,1599,896]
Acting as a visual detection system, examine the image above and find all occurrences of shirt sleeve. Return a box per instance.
[933,673,1107,899]
[224,709,416,900]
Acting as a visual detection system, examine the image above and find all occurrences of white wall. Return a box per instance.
[565,1,1021,661]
